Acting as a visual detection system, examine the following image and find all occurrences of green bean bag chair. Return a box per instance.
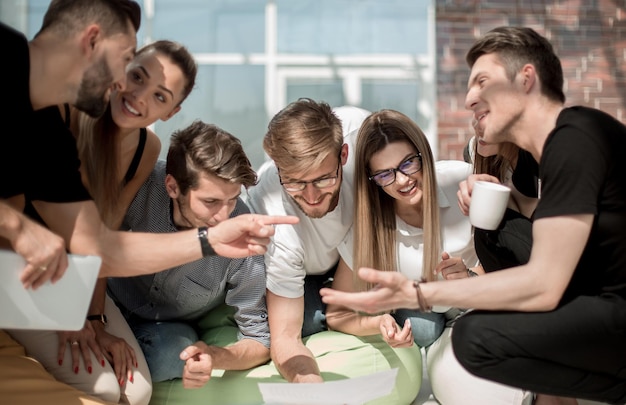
[149,305,422,405]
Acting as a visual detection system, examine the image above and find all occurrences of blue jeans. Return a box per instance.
[392,309,446,347]
[302,268,336,338]
[128,320,198,382]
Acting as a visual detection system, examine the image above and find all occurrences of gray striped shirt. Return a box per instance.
[107,160,269,347]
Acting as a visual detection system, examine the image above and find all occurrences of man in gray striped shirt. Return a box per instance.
[107,120,269,388]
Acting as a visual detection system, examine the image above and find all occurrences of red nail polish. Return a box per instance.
[119,378,124,386]
[101,359,105,367]
[74,366,79,374]
[58,359,63,366]
[129,375,134,383]
[88,366,92,374]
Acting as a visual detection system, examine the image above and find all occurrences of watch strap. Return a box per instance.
[198,226,216,257]
[86,314,107,325]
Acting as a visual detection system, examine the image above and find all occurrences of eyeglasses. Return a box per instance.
[279,152,342,192]
[369,153,422,187]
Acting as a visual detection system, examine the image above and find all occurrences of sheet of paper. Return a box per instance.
[0,249,101,330]
[258,368,398,405]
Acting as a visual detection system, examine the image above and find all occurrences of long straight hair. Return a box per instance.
[353,109,441,291]
[472,140,519,180]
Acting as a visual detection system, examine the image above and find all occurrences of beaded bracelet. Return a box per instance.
[412,278,432,313]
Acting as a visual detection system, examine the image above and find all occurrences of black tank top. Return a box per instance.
[64,104,148,185]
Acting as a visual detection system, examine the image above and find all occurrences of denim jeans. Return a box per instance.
[302,267,336,338]
[128,320,199,382]
[392,309,446,347]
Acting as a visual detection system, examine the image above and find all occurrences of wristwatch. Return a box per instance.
[86,314,108,326]
[198,226,215,257]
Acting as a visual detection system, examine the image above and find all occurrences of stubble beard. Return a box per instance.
[75,58,114,118]
[291,188,340,219]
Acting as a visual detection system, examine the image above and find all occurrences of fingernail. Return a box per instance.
[119,378,124,386]
[74,366,79,374]
[101,359,105,367]
[88,366,92,374]
[130,375,134,383]
[58,359,63,366]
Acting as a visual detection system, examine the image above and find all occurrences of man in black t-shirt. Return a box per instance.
[320,26,626,404]
[1,0,140,288]
[1,1,139,403]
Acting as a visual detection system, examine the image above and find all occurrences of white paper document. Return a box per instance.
[0,249,101,331]
[258,368,398,405]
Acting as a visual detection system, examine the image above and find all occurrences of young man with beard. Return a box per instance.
[320,26,626,405]
[1,1,139,403]
[247,99,370,383]
[1,0,140,291]
[107,120,272,387]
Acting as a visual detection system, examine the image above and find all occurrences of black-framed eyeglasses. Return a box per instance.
[368,153,422,187]
[279,151,342,192]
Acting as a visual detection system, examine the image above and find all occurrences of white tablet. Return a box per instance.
[0,249,101,331]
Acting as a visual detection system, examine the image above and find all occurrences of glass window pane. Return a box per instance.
[276,0,430,54]
[154,64,267,168]
[287,80,346,108]
[152,0,264,53]
[361,81,425,128]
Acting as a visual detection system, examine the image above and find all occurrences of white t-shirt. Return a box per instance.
[247,106,370,298]
[338,160,478,309]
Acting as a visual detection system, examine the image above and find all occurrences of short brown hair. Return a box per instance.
[38,0,141,38]
[466,26,565,103]
[167,120,257,194]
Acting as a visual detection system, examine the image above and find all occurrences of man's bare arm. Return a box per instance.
[32,200,297,277]
[267,291,322,383]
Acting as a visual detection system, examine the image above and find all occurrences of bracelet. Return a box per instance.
[412,278,432,313]
[467,268,479,277]
[197,226,215,257]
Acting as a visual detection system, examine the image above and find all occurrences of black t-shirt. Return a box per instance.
[535,106,626,300]
[1,22,91,208]
[2,22,33,198]
[512,148,539,199]
[24,106,91,216]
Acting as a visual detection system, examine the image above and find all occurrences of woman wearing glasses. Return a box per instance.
[326,109,532,404]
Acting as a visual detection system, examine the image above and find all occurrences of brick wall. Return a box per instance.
[436,0,626,160]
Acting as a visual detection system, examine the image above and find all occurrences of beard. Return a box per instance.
[75,57,114,118]
[291,187,341,219]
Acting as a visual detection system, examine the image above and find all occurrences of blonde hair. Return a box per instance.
[263,98,343,173]
[353,109,441,291]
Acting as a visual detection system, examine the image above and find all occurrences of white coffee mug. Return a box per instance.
[469,181,511,230]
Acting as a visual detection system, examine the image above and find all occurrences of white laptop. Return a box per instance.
[0,249,101,331]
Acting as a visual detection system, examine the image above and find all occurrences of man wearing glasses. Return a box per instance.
[247,98,370,383]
